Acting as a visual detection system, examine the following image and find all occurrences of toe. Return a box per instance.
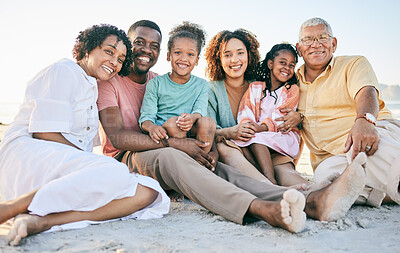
[354,152,367,165]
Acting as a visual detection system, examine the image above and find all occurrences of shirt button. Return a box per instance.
[90,106,93,109]
[79,140,83,143]
[86,127,90,131]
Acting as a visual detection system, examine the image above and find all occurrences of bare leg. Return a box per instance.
[305,152,367,221]
[274,163,310,187]
[293,136,304,166]
[0,190,38,224]
[249,143,276,184]
[241,146,259,169]
[7,184,158,246]
[163,116,186,138]
[191,117,216,153]
[217,142,270,182]
[247,189,306,233]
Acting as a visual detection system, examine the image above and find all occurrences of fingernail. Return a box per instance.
[204,142,210,145]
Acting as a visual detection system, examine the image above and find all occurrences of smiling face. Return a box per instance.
[296,24,337,71]
[130,26,161,75]
[220,38,248,82]
[85,35,127,80]
[167,37,199,84]
[268,50,296,88]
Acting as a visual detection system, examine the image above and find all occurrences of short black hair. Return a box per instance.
[73,24,133,76]
[127,20,162,40]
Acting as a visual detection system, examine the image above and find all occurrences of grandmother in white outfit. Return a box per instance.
[0,24,170,246]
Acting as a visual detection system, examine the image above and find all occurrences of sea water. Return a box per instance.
[1,101,400,125]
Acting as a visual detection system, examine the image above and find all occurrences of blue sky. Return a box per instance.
[1,0,399,102]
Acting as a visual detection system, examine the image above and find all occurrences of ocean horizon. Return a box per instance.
[1,101,400,125]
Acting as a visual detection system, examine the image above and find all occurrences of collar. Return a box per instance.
[297,57,335,84]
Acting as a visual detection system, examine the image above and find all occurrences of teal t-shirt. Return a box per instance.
[139,73,210,127]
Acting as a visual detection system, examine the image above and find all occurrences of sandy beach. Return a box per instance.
[0,124,399,252]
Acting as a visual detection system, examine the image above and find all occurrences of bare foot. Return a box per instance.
[305,172,341,192]
[7,214,50,246]
[280,189,306,233]
[306,152,367,221]
[249,189,306,233]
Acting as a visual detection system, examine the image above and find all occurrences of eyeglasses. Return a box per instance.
[300,34,332,46]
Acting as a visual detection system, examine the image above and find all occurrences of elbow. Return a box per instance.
[103,130,124,150]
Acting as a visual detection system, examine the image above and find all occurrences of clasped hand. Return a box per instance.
[276,108,302,133]
[176,113,194,132]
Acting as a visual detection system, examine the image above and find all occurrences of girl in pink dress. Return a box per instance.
[233,44,300,184]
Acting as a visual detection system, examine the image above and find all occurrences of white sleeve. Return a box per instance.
[27,63,77,134]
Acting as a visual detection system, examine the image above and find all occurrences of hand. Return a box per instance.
[169,138,215,171]
[249,122,267,133]
[208,142,219,169]
[276,108,302,134]
[230,122,257,141]
[148,125,168,144]
[344,119,379,160]
[176,113,194,132]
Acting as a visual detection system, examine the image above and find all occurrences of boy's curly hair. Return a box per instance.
[205,29,260,81]
[72,24,133,76]
[167,21,207,55]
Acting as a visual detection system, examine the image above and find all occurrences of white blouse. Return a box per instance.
[2,58,98,152]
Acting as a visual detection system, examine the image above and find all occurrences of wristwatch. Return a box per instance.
[356,113,376,125]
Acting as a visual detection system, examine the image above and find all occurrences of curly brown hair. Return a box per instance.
[205,29,260,81]
[168,21,206,55]
[72,24,133,76]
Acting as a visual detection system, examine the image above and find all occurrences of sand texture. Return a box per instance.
[1,124,399,252]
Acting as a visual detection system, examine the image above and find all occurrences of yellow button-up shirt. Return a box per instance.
[297,56,392,170]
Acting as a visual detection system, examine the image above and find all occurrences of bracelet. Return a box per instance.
[160,138,169,147]
[299,112,304,122]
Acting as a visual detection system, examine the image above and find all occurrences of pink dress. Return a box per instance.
[232,81,300,158]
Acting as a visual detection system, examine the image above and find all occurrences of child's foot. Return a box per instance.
[306,152,367,221]
[7,214,50,246]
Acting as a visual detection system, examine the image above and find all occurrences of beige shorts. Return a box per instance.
[314,119,400,207]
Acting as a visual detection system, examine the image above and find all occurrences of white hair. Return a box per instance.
[298,17,333,41]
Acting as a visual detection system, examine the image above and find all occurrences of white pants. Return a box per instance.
[0,136,169,221]
[314,119,400,207]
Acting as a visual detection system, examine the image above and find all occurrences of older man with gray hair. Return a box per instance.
[293,17,400,208]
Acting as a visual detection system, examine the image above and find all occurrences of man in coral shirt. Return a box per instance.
[295,17,400,207]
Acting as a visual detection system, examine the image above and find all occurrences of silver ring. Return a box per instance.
[365,145,372,151]
[287,124,291,128]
